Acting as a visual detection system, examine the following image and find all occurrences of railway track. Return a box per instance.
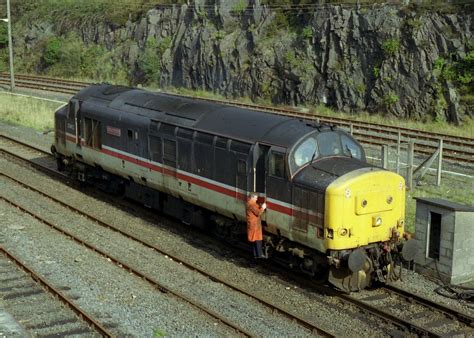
[2,133,473,337]
[0,246,113,337]
[1,73,473,165]
[0,134,334,337]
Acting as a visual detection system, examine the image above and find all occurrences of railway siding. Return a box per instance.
[1,122,473,337]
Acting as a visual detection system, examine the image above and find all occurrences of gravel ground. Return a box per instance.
[1,121,473,336]
[0,198,239,337]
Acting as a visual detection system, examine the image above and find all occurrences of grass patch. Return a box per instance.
[0,93,64,131]
[405,175,473,233]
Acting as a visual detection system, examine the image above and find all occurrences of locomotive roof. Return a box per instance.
[75,84,324,147]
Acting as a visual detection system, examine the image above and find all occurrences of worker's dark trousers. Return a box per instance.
[252,240,263,258]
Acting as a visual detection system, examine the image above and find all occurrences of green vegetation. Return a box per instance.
[153,329,167,337]
[301,26,313,40]
[0,93,63,131]
[11,0,188,27]
[232,0,248,14]
[434,52,474,89]
[0,24,7,45]
[381,38,401,57]
[383,93,399,106]
[373,66,380,78]
[214,30,227,41]
[405,18,422,30]
[15,32,128,83]
[43,37,62,67]
[137,36,172,85]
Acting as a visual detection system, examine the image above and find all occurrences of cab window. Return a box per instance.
[293,136,318,166]
[317,132,342,156]
[341,134,363,159]
[269,152,285,178]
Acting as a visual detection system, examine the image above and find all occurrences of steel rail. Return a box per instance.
[0,79,78,95]
[0,196,253,337]
[383,284,474,326]
[1,74,473,165]
[0,246,114,337]
[0,134,51,156]
[339,291,442,337]
[0,136,334,337]
[1,133,463,337]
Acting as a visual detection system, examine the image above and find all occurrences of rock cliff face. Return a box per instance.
[18,1,473,122]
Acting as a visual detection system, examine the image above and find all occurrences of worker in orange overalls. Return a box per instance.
[246,193,267,258]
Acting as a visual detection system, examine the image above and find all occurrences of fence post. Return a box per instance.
[396,131,401,174]
[407,139,414,190]
[436,138,443,186]
[382,145,389,169]
[350,123,354,135]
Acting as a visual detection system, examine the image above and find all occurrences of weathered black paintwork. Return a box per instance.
[293,157,376,192]
[58,84,372,234]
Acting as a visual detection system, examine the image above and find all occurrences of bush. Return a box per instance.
[381,39,400,56]
[302,26,312,39]
[43,37,61,66]
[137,38,162,84]
[434,51,474,91]
[383,93,399,106]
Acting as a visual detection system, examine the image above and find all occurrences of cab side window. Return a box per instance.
[269,152,285,178]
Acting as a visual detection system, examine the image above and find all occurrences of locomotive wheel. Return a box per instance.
[328,266,372,293]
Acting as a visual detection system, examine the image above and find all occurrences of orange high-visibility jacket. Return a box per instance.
[246,199,264,242]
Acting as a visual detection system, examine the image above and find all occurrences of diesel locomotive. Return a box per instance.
[52,84,417,292]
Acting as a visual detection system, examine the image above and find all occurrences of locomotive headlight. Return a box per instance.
[339,228,348,236]
[345,188,351,198]
[372,215,382,227]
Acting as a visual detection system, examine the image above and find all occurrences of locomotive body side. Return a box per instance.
[52,84,415,292]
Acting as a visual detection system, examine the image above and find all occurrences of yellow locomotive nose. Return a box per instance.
[324,168,405,250]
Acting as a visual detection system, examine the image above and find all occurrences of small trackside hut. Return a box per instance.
[414,197,474,285]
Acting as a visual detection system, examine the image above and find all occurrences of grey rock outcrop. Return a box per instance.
[16,1,473,122]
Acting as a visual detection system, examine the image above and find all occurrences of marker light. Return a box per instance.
[372,216,382,227]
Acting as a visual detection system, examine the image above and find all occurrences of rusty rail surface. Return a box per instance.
[1,73,472,165]
[0,135,334,337]
[0,246,114,337]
